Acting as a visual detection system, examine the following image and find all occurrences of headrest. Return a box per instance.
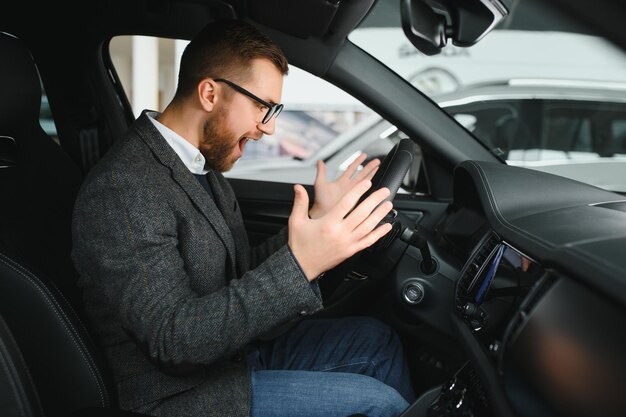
[0,32,43,137]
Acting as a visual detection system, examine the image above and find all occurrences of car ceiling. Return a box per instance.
[1,0,385,91]
[2,1,371,52]
[3,0,625,58]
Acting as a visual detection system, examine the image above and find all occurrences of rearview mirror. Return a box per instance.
[400,0,510,56]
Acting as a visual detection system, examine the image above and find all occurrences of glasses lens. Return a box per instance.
[263,104,284,124]
[274,104,284,119]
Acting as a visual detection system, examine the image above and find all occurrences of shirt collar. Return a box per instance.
[146,111,208,175]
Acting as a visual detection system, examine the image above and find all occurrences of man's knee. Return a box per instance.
[349,376,409,417]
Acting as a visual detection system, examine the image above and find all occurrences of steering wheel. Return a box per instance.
[357,137,418,209]
[319,138,418,304]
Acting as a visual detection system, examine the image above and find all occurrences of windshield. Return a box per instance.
[349,0,626,193]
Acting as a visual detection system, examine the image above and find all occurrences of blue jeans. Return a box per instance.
[247,316,414,417]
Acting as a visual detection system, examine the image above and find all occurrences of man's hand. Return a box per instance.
[288,180,393,281]
[308,153,380,219]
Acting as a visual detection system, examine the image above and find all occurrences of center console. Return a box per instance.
[399,230,548,417]
[398,223,626,417]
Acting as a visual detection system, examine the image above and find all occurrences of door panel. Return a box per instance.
[228,178,304,245]
[228,178,450,246]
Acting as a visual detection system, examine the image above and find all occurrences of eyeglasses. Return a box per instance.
[214,78,283,124]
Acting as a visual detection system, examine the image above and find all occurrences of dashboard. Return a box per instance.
[395,160,626,417]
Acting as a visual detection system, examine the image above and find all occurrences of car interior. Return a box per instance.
[1,1,625,417]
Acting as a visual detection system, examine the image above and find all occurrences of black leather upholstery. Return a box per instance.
[0,252,113,417]
[0,314,44,417]
[0,32,137,417]
[0,32,84,315]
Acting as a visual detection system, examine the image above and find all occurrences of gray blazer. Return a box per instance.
[71,113,323,415]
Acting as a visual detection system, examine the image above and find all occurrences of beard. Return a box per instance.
[199,106,239,173]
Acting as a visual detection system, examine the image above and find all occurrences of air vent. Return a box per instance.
[456,231,501,307]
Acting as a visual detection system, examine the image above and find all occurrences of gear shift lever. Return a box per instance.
[400,226,436,274]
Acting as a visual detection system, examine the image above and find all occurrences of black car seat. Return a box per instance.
[0,251,114,417]
[0,32,149,417]
[0,253,158,417]
[0,313,44,417]
[0,31,85,315]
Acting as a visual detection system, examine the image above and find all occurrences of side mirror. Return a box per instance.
[400,0,511,56]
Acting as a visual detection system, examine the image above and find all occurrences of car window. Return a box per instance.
[348,0,626,193]
[444,98,626,162]
[240,106,373,164]
[545,110,594,153]
[611,119,626,153]
[39,94,59,143]
[108,35,378,186]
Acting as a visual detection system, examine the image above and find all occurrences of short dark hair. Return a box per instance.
[174,19,289,101]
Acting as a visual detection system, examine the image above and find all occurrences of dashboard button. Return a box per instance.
[403,282,425,304]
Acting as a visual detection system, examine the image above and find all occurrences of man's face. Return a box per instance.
[199,58,284,172]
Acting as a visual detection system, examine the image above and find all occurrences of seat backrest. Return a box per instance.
[0,252,113,417]
[0,32,85,315]
[0,313,44,417]
[0,32,115,417]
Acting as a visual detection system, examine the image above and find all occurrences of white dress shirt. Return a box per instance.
[146,111,208,174]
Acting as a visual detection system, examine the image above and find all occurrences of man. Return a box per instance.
[72,19,414,417]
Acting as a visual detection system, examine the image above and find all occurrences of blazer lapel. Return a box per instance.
[133,113,238,275]
[207,171,250,278]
